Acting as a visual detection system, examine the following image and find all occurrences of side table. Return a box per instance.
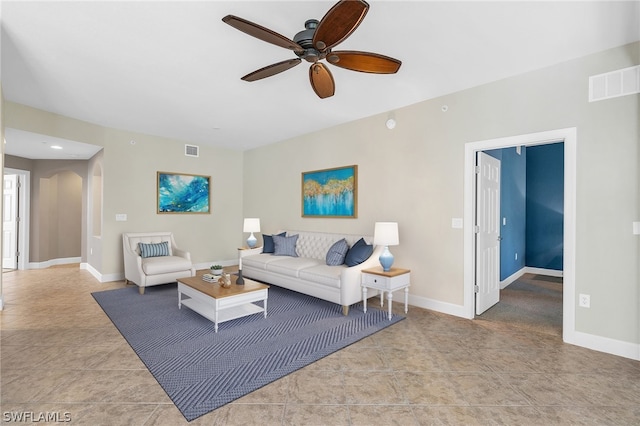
[361,267,410,320]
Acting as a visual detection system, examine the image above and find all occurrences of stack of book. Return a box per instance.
[202,274,218,283]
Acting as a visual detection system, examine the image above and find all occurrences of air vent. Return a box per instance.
[589,65,640,102]
[185,144,199,157]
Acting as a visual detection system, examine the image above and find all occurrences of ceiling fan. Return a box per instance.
[222,0,402,99]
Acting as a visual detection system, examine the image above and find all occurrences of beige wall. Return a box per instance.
[4,156,88,263]
[2,42,638,347]
[243,42,640,344]
[4,104,244,275]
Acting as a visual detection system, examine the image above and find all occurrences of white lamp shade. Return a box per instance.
[373,222,399,246]
[243,218,260,233]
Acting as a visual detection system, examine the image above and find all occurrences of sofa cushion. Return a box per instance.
[262,232,286,254]
[266,257,322,277]
[142,255,192,275]
[344,238,373,267]
[242,253,288,270]
[298,264,343,288]
[273,234,299,257]
[139,241,170,258]
[326,238,349,266]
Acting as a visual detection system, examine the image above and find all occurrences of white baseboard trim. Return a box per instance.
[28,257,82,269]
[500,269,526,289]
[565,330,640,361]
[501,266,563,289]
[524,266,563,277]
[407,294,469,319]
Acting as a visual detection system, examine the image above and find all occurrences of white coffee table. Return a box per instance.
[177,274,269,332]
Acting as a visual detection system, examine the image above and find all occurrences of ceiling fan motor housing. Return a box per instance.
[293,19,328,63]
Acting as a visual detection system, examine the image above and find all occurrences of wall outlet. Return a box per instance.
[579,293,591,308]
[115,213,127,221]
[515,252,518,260]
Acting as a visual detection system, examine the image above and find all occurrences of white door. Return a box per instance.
[3,174,19,269]
[475,152,501,315]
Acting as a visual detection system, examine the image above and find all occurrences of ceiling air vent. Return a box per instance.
[185,144,199,157]
[589,65,640,102]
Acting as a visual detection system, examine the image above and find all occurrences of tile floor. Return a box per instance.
[1,265,639,425]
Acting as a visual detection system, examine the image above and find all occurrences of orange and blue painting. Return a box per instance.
[302,165,357,218]
[157,172,210,214]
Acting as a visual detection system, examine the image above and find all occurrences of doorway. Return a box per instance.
[2,168,30,271]
[463,127,577,343]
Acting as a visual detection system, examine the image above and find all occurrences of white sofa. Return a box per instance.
[122,232,196,294]
[239,230,383,315]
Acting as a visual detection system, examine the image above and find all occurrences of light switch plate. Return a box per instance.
[115,214,127,221]
[451,218,463,229]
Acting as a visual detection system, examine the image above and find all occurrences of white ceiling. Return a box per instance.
[2,1,639,159]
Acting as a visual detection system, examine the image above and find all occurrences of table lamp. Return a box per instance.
[373,222,399,272]
[243,218,260,248]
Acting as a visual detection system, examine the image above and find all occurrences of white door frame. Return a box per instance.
[3,168,30,271]
[463,127,577,343]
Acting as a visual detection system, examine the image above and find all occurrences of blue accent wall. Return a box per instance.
[526,143,564,270]
[484,143,563,280]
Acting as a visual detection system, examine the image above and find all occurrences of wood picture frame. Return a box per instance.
[157,172,211,214]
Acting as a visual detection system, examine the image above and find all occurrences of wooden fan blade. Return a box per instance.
[312,0,369,52]
[309,63,335,99]
[222,15,303,54]
[326,51,401,74]
[241,59,302,82]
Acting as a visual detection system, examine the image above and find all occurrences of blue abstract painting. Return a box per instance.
[302,165,357,217]
[157,172,210,213]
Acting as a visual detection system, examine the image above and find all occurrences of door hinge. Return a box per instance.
[474,285,479,293]
[474,225,480,233]
[474,165,480,174]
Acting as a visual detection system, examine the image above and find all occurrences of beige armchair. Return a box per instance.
[122,232,196,294]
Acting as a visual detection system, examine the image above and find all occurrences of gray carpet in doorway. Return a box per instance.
[477,273,562,336]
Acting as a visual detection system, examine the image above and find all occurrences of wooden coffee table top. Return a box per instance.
[177,274,269,299]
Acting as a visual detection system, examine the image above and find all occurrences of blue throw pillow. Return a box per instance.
[138,241,169,258]
[344,238,373,267]
[263,232,286,254]
[273,234,299,257]
[326,238,349,266]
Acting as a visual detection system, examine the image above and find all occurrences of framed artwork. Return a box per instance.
[302,165,357,218]
[157,172,211,214]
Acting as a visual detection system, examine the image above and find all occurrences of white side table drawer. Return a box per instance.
[361,270,410,290]
[361,267,411,320]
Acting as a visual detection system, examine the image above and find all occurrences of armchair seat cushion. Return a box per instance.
[142,255,193,275]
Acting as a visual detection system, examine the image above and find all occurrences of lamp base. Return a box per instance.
[247,233,257,249]
[379,246,394,272]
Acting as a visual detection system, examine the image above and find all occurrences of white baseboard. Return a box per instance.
[407,294,469,319]
[500,269,526,289]
[524,266,563,277]
[565,330,640,361]
[28,257,82,269]
[501,266,563,289]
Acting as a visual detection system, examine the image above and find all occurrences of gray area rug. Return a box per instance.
[92,283,403,421]
[477,273,563,336]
